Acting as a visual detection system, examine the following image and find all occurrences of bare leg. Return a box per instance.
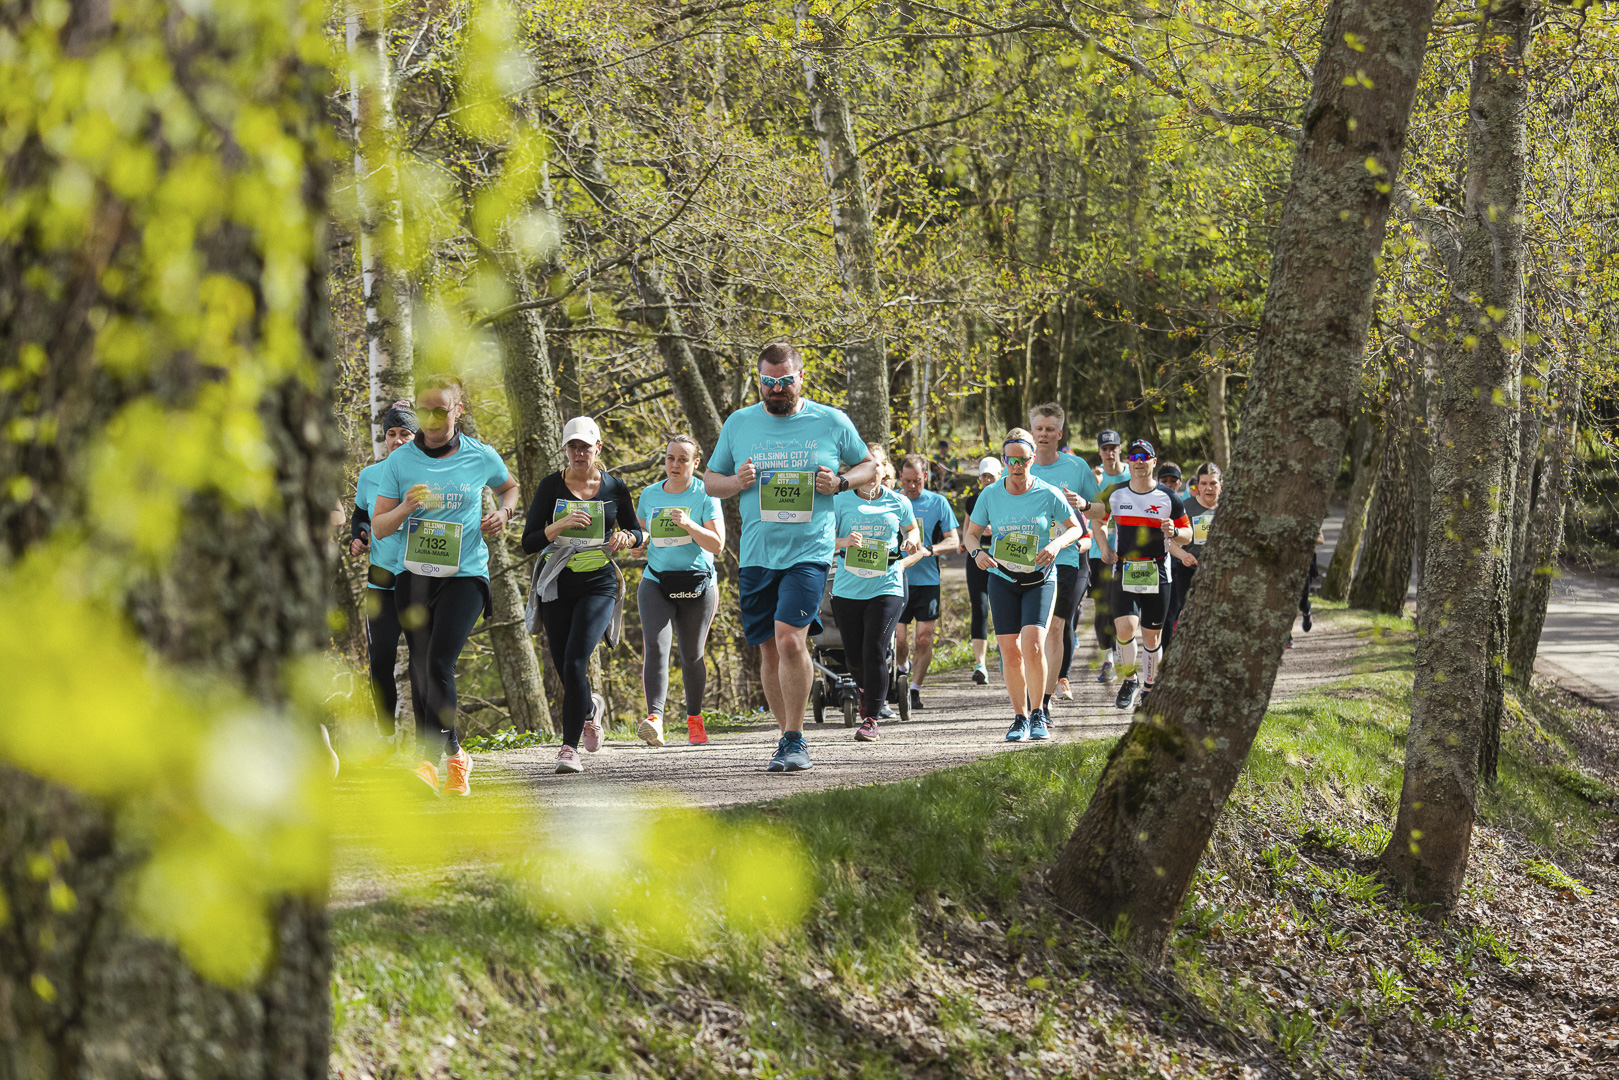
[971,638,988,666]
[1021,625,1047,712]
[773,621,814,734]
[912,622,937,686]
[759,638,787,732]
[895,622,911,670]
[1042,617,1068,695]
[997,634,1026,715]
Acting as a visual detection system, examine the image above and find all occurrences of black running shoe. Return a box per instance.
[910,687,924,710]
[1114,676,1139,711]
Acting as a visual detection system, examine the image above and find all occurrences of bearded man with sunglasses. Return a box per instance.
[1086,438,1192,711]
[705,342,877,772]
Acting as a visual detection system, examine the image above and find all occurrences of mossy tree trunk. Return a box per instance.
[1382,0,1532,906]
[1322,407,1383,601]
[0,2,335,1073]
[1049,0,1436,959]
[1508,354,1580,688]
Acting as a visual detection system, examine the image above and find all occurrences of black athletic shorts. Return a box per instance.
[898,584,941,624]
[1109,574,1171,631]
[1052,561,1088,624]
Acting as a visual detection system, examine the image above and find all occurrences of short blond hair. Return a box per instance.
[1029,402,1065,426]
[1003,427,1035,451]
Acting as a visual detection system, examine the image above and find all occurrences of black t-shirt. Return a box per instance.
[520,470,642,557]
[1183,495,1217,559]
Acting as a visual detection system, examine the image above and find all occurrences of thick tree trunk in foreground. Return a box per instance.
[1350,387,1418,614]
[1382,0,1532,907]
[802,11,891,446]
[0,3,334,1072]
[1049,0,1435,958]
[1322,409,1383,601]
[1508,357,1580,688]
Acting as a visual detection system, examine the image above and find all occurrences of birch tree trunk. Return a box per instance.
[1049,0,1436,958]
[346,2,413,458]
[802,10,890,446]
[0,2,334,1072]
[1382,0,1532,906]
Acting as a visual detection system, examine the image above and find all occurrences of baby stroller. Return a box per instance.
[809,567,912,727]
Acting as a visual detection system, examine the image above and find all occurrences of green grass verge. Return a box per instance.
[332,606,1617,1077]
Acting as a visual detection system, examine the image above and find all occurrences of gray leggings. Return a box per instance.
[637,576,719,718]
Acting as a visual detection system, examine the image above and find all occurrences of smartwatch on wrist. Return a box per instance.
[837,475,849,493]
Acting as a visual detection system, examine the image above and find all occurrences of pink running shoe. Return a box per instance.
[582,692,606,753]
[555,745,583,774]
[855,717,880,742]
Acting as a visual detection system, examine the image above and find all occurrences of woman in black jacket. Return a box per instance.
[521,416,643,773]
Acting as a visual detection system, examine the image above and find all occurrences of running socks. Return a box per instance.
[1042,693,1054,712]
[1143,643,1162,684]
[1105,647,1117,665]
[1117,636,1137,673]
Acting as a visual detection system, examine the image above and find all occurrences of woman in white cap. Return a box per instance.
[521,416,643,773]
[634,434,725,747]
[958,455,1003,684]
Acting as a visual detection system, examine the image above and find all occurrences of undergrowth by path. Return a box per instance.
[331,608,1619,1079]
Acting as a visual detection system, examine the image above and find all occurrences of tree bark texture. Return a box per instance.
[1349,382,1418,615]
[1409,349,1435,593]
[1508,356,1580,688]
[1382,0,1532,906]
[1048,0,1436,959]
[0,3,336,1072]
[802,11,891,447]
[345,2,414,458]
[1322,408,1384,601]
[492,271,566,494]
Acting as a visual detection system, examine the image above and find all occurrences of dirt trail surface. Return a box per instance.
[482,609,1364,811]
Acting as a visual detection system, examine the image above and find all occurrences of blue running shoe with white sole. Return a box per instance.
[770,731,813,771]
[1005,715,1030,742]
[1028,711,1050,740]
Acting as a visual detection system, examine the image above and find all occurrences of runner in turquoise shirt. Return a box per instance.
[1029,404,1101,707]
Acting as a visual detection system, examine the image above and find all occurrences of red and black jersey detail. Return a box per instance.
[1105,483,1191,564]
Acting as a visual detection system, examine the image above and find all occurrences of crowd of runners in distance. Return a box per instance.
[346,344,1320,792]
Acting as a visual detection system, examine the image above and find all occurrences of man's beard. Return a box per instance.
[763,392,798,416]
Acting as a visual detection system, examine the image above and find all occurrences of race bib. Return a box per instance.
[649,507,693,547]
[1193,512,1213,544]
[844,541,889,578]
[404,518,463,577]
[759,470,814,523]
[993,531,1039,571]
[553,500,606,545]
[1122,558,1160,594]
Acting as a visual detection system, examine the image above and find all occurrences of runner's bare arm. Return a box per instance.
[817,450,877,494]
[371,491,423,538]
[480,477,520,536]
[703,457,756,498]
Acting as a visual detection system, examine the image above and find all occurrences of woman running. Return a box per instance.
[350,402,419,732]
[636,435,725,747]
[371,375,520,796]
[522,416,643,774]
[831,448,919,742]
[962,430,1085,743]
[959,456,1002,685]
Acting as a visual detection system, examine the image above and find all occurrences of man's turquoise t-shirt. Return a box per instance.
[831,489,915,601]
[377,435,510,580]
[902,488,959,588]
[968,477,1075,585]
[636,478,721,583]
[707,401,869,570]
[1029,452,1101,569]
[355,458,405,585]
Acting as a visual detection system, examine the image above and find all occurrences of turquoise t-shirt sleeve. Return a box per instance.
[708,422,736,474]
[703,493,721,524]
[484,444,510,488]
[355,469,376,515]
[940,496,959,532]
[376,451,403,500]
[900,494,917,530]
[837,412,869,467]
[1075,461,1102,504]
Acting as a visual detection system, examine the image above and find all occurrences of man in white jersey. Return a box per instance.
[705,343,877,772]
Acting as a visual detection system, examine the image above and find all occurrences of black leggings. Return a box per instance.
[538,566,618,748]
[830,594,905,721]
[365,586,404,726]
[1164,562,1197,654]
[1054,562,1087,680]
[1090,558,1116,650]
[396,573,489,760]
[965,558,992,641]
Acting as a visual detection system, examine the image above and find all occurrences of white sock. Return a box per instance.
[1144,644,1162,684]
[1105,647,1117,665]
[1118,638,1137,672]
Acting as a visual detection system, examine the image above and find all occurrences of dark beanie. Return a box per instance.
[379,402,419,434]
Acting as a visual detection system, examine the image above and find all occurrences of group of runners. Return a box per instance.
[347,342,1270,792]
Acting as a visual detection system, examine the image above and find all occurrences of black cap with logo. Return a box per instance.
[1097,429,1122,449]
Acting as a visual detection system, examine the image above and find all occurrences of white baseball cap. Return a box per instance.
[561,416,602,445]
[977,456,1003,478]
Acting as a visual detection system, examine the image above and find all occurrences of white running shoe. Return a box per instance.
[582,693,606,753]
[638,715,665,747]
[555,745,583,774]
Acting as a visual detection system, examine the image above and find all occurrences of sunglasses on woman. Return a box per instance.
[1004,454,1030,466]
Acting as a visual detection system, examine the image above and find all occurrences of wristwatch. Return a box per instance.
[837,475,849,493]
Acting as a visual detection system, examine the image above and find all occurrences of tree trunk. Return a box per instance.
[492,272,566,494]
[1322,407,1383,601]
[0,2,334,1071]
[1382,0,1532,907]
[1048,0,1436,959]
[1508,355,1579,687]
[1207,357,1231,472]
[1350,384,1418,615]
[802,10,890,446]
[1409,348,1435,594]
[346,1,413,457]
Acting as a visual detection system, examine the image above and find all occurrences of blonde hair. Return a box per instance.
[866,445,895,486]
[1003,427,1035,451]
[1029,402,1065,426]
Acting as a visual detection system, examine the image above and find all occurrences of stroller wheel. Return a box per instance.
[842,697,857,728]
[811,679,826,723]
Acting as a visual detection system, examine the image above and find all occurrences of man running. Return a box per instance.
[1088,439,1191,711]
[1164,461,1220,654]
[1027,404,1100,708]
[895,454,960,710]
[705,342,876,772]
[1088,429,1131,682]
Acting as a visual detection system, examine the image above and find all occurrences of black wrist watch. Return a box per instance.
[837,476,849,493]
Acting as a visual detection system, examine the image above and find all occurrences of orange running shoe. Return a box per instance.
[444,750,472,796]
[686,716,709,745]
[412,759,440,794]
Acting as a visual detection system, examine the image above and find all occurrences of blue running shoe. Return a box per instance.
[1029,711,1050,740]
[771,731,813,772]
[1097,660,1116,684]
[1005,715,1029,742]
